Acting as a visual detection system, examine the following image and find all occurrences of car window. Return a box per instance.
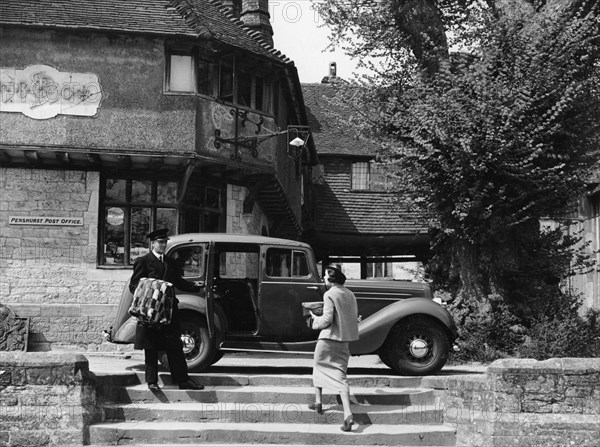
[292,251,309,276]
[266,248,309,278]
[171,246,204,278]
[216,244,260,279]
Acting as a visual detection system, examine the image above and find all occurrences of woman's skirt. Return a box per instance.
[313,338,350,393]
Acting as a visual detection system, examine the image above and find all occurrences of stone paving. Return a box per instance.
[84,350,487,377]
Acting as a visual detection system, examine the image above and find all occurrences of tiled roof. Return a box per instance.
[0,0,291,64]
[312,160,429,235]
[302,83,380,156]
[303,83,428,236]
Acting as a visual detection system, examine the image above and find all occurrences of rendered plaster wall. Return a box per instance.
[423,358,600,446]
[0,27,296,181]
[0,352,98,447]
[0,28,196,154]
[0,167,131,351]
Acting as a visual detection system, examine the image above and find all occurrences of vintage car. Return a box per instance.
[107,233,458,376]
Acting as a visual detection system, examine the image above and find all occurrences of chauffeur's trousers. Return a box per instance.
[144,347,189,385]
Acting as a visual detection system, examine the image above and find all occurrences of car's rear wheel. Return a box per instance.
[160,313,217,372]
[379,317,450,376]
[180,314,217,372]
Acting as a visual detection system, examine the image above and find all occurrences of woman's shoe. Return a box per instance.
[308,402,323,414]
[340,415,354,432]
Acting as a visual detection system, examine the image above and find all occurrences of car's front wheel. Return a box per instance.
[379,317,450,376]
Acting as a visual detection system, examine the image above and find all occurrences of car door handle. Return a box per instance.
[306,286,319,290]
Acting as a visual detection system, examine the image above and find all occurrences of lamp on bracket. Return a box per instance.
[286,125,310,160]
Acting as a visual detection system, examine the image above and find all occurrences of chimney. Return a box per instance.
[240,0,273,47]
[321,62,340,84]
[221,0,241,17]
[329,62,337,77]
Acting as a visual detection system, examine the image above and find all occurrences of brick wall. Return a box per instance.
[0,167,130,351]
[0,352,98,447]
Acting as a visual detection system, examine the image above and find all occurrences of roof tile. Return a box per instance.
[302,83,379,156]
[0,0,291,64]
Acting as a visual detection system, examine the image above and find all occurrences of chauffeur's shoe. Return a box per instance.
[178,379,204,390]
[148,383,160,391]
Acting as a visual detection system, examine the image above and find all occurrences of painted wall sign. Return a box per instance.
[0,64,102,119]
[9,216,84,226]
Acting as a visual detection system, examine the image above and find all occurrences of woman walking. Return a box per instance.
[309,265,359,432]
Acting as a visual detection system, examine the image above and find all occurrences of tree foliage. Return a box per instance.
[315,0,600,357]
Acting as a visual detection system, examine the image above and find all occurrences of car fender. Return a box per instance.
[177,294,227,346]
[350,298,458,355]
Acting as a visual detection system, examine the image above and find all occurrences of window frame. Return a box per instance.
[265,248,310,278]
[165,48,198,94]
[99,177,179,267]
[351,160,395,192]
[98,175,224,268]
[164,46,276,114]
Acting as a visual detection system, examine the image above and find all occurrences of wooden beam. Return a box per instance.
[87,153,101,165]
[176,160,198,203]
[0,150,12,163]
[148,157,164,170]
[244,179,271,214]
[56,152,71,165]
[117,155,131,169]
[24,150,39,163]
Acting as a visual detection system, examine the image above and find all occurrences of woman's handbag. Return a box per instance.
[129,278,175,327]
[301,301,327,329]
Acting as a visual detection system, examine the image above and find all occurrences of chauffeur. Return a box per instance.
[129,228,203,391]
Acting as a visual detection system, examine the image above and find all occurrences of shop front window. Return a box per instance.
[101,178,178,266]
[104,207,125,265]
[100,177,223,266]
[130,208,150,263]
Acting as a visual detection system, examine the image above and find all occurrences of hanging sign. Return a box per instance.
[0,64,102,119]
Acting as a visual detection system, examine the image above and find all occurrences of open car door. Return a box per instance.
[205,240,216,339]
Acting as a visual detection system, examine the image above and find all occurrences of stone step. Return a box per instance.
[89,445,455,447]
[89,421,457,446]
[96,371,422,389]
[115,384,434,406]
[102,401,444,425]
[186,373,421,388]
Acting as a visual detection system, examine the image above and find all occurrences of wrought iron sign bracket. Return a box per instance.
[213,107,310,161]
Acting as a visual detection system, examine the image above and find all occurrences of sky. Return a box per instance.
[269,1,366,84]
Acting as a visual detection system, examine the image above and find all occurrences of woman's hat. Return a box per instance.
[324,264,346,284]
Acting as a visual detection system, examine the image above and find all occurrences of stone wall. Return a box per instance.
[423,358,600,446]
[0,352,98,447]
[227,184,270,236]
[0,167,130,351]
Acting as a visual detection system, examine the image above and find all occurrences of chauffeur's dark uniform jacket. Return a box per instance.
[129,252,198,350]
[129,252,198,383]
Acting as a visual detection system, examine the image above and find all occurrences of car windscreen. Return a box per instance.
[171,245,205,279]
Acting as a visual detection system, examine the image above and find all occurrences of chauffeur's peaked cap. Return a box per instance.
[146,228,170,241]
